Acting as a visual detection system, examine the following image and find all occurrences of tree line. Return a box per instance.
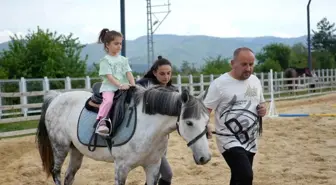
[178,17,336,75]
[1,17,336,80]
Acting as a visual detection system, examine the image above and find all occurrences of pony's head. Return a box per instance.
[304,67,312,77]
[135,85,211,165]
[176,89,211,165]
[294,67,313,77]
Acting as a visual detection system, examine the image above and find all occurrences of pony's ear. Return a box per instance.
[181,89,190,103]
[196,89,207,100]
[305,68,312,76]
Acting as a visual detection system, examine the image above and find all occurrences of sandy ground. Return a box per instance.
[1,93,336,185]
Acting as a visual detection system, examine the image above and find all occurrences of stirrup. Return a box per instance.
[95,117,113,137]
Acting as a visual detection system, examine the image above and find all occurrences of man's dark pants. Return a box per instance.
[222,147,255,185]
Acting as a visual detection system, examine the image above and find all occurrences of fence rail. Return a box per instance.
[1,68,336,126]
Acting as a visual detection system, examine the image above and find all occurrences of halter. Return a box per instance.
[175,115,208,147]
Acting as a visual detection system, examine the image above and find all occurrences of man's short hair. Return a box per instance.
[233,47,254,60]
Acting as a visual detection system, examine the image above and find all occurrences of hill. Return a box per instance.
[0,34,306,73]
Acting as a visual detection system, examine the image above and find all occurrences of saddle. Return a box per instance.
[86,82,121,111]
[79,82,137,152]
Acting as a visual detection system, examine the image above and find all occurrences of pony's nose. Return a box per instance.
[199,157,205,163]
[194,155,211,165]
[200,155,211,164]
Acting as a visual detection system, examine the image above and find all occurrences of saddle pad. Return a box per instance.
[77,108,107,147]
[77,100,137,148]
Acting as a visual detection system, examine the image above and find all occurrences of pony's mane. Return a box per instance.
[133,85,181,116]
[133,84,209,119]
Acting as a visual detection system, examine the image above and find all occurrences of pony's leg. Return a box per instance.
[51,143,71,185]
[144,161,161,185]
[114,161,131,185]
[64,146,84,185]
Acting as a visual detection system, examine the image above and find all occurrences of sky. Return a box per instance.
[0,0,335,44]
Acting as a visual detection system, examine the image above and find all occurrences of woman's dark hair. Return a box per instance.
[98,28,123,52]
[143,55,173,86]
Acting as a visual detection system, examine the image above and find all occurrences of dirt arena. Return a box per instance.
[1,93,336,185]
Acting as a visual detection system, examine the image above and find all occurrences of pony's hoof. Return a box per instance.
[158,178,171,185]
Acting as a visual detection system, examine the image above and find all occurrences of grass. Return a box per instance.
[0,120,38,132]
[264,87,335,100]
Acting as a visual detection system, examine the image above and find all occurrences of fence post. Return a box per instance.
[331,69,334,90]
[334,69,336,91]
[324,69,327,87]
[85,76,91,90]
[280,72,284,94]
[316,69,320,89]
[267,69,277,117]
[19,77,28,117]
[302,74,306,92]
[210,74,214,82]
[177,74,182,92]
[200,74,204,92]
[274,72,278,93]
[43,77,50,92]
[65,77,72,90]
[275,72,278,88]
[327,69,330,90]
[320,69,325,93]
[188,74,194,95]
[260,72,264,90]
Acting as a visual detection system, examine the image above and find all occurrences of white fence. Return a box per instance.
[1,68,336,126]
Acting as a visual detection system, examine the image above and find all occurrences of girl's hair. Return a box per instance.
[143,56,173,86]
[98,28,123,52]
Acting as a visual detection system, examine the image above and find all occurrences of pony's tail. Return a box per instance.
[35,90,61,178]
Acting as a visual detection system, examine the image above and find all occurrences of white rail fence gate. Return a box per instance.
[0,68,336,137]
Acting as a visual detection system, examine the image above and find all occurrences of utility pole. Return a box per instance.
[120,0,126,56]
[146,0,171,68]
[307,0,312,71]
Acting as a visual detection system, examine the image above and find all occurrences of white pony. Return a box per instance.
[36,85,211,185]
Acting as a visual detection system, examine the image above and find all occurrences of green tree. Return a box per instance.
[312,51,335,69]
[254,58,282,73]
[256,43,291,70]
[180,60,198,75]
[0,27,88,79]
[311,17,336,68]
[312,17,336,53]
[289,43,308,68]
[200,55,230,75]
[86,63,100,77]
[0,67,8,79]
[172,64,180,75]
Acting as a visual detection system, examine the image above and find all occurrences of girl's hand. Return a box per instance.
[119,84,130,90]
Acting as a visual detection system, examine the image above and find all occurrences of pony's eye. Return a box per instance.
[186,121,193,126]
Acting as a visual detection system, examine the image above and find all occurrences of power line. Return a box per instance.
[146,0,171,68]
